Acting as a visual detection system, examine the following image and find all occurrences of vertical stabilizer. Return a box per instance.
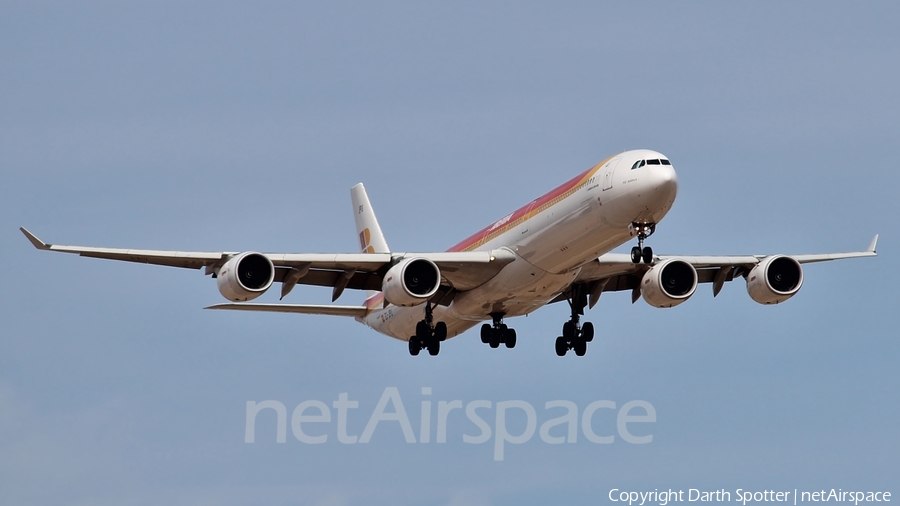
[350,183,390,254]
[351,183,389,302]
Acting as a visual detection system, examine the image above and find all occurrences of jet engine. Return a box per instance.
[216,252,275,302]
[382,257,441,307]
[746,255,803,304]
[640,258,698,308]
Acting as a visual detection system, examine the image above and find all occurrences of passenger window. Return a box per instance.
[661,159,671,165]
[647,159,661,165]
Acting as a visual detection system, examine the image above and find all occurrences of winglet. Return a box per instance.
[868,234,879,253]
[20,227,51,250]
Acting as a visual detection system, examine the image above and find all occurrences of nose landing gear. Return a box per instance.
[408,303,447,356]
[480,312,517,349]
[630,222,656,264]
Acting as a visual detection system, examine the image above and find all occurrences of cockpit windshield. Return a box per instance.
[631,158,671,169]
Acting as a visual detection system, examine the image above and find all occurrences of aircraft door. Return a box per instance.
[602,157,621,191]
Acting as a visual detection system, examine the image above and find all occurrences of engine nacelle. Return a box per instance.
[640,258,698,308]
[382,257,441,307]
[216,252,275,302]
[746,255,803,304]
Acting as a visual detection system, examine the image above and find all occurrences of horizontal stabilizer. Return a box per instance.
[205,303,367,317]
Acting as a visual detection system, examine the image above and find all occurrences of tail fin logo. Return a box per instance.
[359,228,375,254]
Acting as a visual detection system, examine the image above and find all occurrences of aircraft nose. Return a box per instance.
[649,162,678,200]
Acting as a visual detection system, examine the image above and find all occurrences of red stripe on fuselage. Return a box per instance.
[447,159,608,252]
[364,292,384,311]
[363,157,611,311]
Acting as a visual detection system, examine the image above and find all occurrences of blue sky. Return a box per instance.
[1,2,897,505]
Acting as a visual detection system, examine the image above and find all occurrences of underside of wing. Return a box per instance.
[563,236,878,307]
[267,249,516,295]
[21,228,518,304]
[205,303,368,317]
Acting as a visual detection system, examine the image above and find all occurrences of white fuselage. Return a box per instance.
[361,149,679,341]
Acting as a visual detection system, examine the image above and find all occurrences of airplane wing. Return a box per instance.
[566,235,879,307]
[19,227,517,301]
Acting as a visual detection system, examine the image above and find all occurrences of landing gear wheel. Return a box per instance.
[484,312,516,350]
[632,222,657,264]
[562,321,576,341]
[434,322,448,342]
[556,283,597,356]
[505,329,517,348]
[573,339,587,356]
[415,320,431,340]
[409,304,449,356]
[582,322,594,343]
[555,336,567,356]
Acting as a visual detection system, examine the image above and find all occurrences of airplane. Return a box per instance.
[20,149,878,357]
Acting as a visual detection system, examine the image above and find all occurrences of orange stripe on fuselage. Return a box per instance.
[447,157,611,252]
[363,156,612,314]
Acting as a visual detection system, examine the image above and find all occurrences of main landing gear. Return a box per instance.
[480,312,517,349]
[555,285,594,357]
[630,222,656,264]
[408,303,447,357]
